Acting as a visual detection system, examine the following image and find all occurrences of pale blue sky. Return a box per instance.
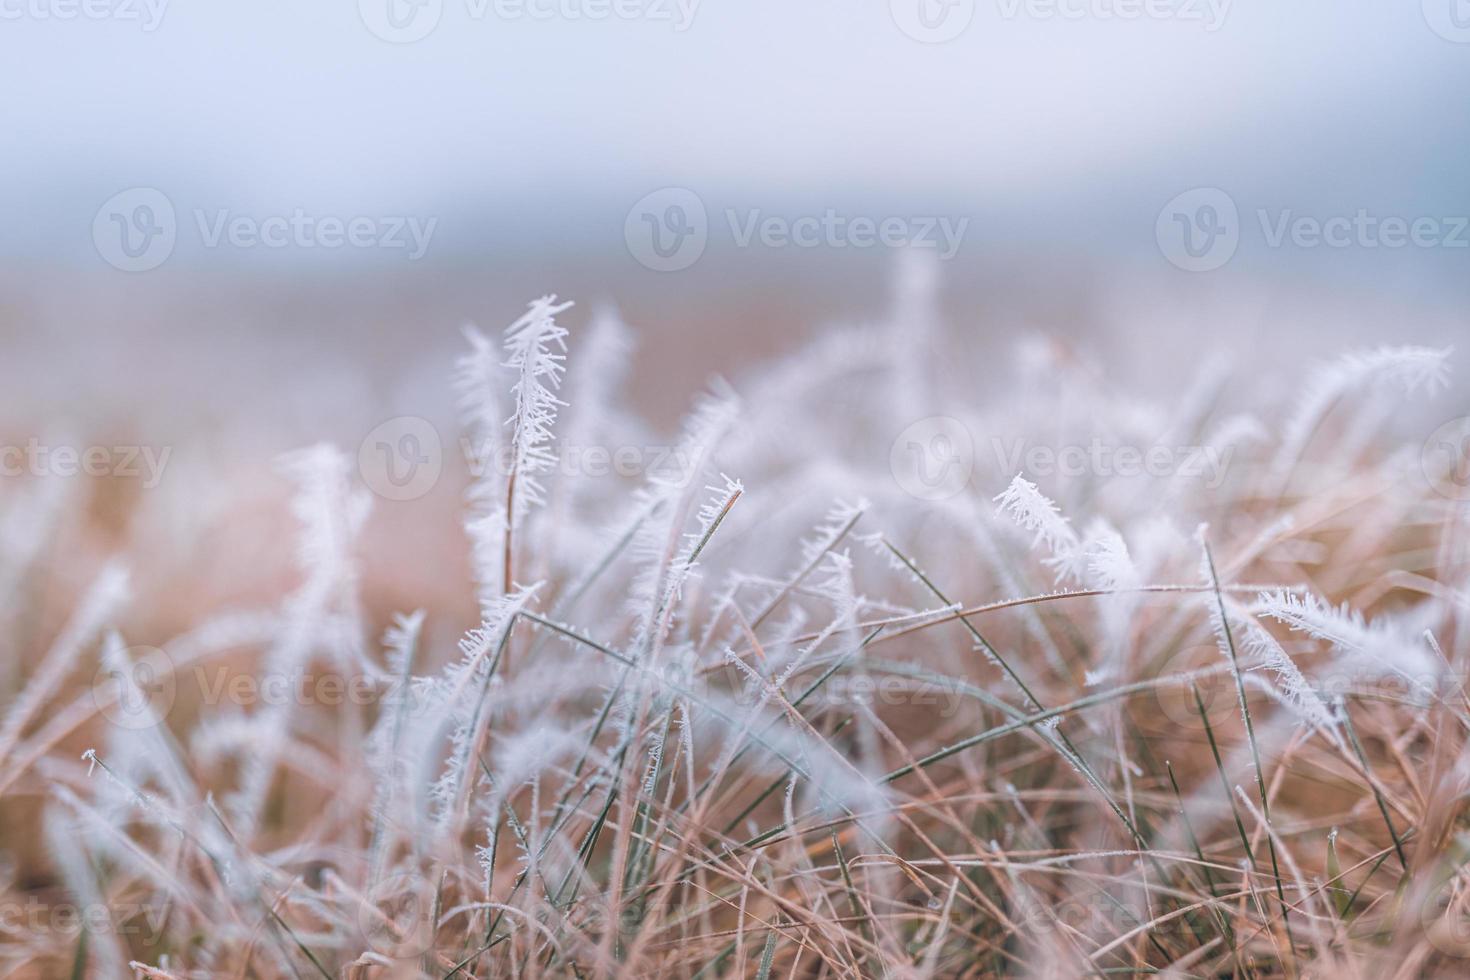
[2,0,1467,293]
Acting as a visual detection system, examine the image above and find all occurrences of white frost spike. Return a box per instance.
[1083,519,1140,678]
[502,295,573,527]
[1272,345,1451,484]
[1331,345,1451,396]
[776,550,860,688]
[797,498,868,571]
[553,305,635,547]
[683,475,743,562]
[365,610,425,866]
[1082,521,1138,593]
[381,610,425,681]
[560,306,633,473]
[647,475,743,645]
[456,322,506,488]
[426,585,540,829]
[994,474,1084,583]
[627,385,740,655]
[458,322,510,600]
[1242,622,1339,732]
[228,445,368,836]
[813,549,859,625]
[1256,590,1438,681]
[278,445,371,614]
[856,532,916,579]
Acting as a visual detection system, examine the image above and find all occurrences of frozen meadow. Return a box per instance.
[1,263,1469,978]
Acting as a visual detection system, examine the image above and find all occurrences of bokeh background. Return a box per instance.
[2,0,1468,632]
[4,0,1467,404]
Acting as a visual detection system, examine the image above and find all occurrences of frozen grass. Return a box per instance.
[1,273,1468,978]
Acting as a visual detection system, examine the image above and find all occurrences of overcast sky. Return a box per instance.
[3,0,1468,284]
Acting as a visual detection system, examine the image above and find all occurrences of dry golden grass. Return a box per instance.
[1,292,1468,979]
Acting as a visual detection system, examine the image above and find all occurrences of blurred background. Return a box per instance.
[1,0,1467,612]
[4,0,1467,403]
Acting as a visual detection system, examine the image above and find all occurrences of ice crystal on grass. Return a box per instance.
[502,296,572,522]
[994,474,1085,583]
[1256,589,1438,683]
[17,284,1464,978]
[1271,344,1451,490]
